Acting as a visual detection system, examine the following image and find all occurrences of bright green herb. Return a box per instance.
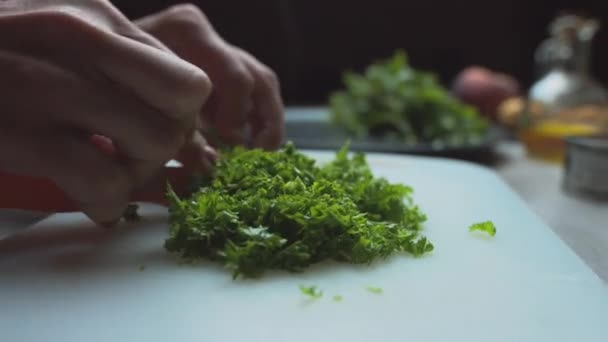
[469,221,497,237]
[165,142,431,278]
[299,285,323,299]
[329,50,488,147]
[366,286,383,294]
[332,295,343,302]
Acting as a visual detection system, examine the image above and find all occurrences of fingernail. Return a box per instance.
[90,134,117,157]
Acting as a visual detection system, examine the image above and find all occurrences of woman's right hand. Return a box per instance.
[0,0,213,225]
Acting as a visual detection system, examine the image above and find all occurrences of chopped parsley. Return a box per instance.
[366,286,383,294]
[329,50,488,147]
[332,295,343,302]
[469,221,497,237]
[299,285,323,299]
[165,142,431,278]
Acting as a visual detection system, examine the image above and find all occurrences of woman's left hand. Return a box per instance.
[136,4,285,150]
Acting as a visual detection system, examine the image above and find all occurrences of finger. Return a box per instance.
[237,50,285,150]
[191,42,254,146]
[2,50,188,164]
[89,133,178,198]
[0,51,180,208]
[0,125,49,178]
[164,42,254,146]
[0,11,212,122]
[133,4,219,48]
[132,132,219,205]
[95,33,212,122]
[53,137,132,226]
[118,25,174,54]
[48,0,174,54]
[0,48,191,197]
[176,131,216,175]
[0,127,132,225]
[134,9,254,146]
[89,134,165,191]
[84,89,188,164]
[119,117,211,192]
[132,164,197,205]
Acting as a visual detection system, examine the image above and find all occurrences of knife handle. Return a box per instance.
[0,168,191,213]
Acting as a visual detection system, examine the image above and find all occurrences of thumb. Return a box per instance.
[132,130,217,205]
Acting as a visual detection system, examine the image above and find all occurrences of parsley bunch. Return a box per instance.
[329,50,488,147]
[165,143,432,278]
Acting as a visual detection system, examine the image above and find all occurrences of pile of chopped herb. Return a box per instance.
[299,285,323,299]
[165,142,432,278]
[329,50,488,147]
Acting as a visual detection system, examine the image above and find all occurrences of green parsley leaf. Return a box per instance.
[329,50,488,147]
[366,286,383,294]
[469,221,497,237]
[299,285,323,299]
[123,203,141,222]
[165,142,431,278]
[332,295,343,302]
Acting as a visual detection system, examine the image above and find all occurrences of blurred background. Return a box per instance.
[117,0,607,105]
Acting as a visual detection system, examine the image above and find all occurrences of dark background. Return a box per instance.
[115,0,608,105]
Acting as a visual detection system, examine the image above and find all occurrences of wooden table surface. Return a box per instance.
[1,141,607,282]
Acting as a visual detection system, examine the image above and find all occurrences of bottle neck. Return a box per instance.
[571,38,592,75]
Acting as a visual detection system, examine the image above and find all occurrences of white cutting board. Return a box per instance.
[1,152,607,342]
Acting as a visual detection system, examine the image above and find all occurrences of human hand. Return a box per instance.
[135,4,284,150]
[0,0,213,224]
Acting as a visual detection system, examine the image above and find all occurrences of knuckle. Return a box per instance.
[168,4,206,23]
[89,0,114,11]
[259,67,280,90]
[163,4,208,33]
[224,65,255,95]
[35,8,102,46]
[172,67,212,115]
[38,8,88,31]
